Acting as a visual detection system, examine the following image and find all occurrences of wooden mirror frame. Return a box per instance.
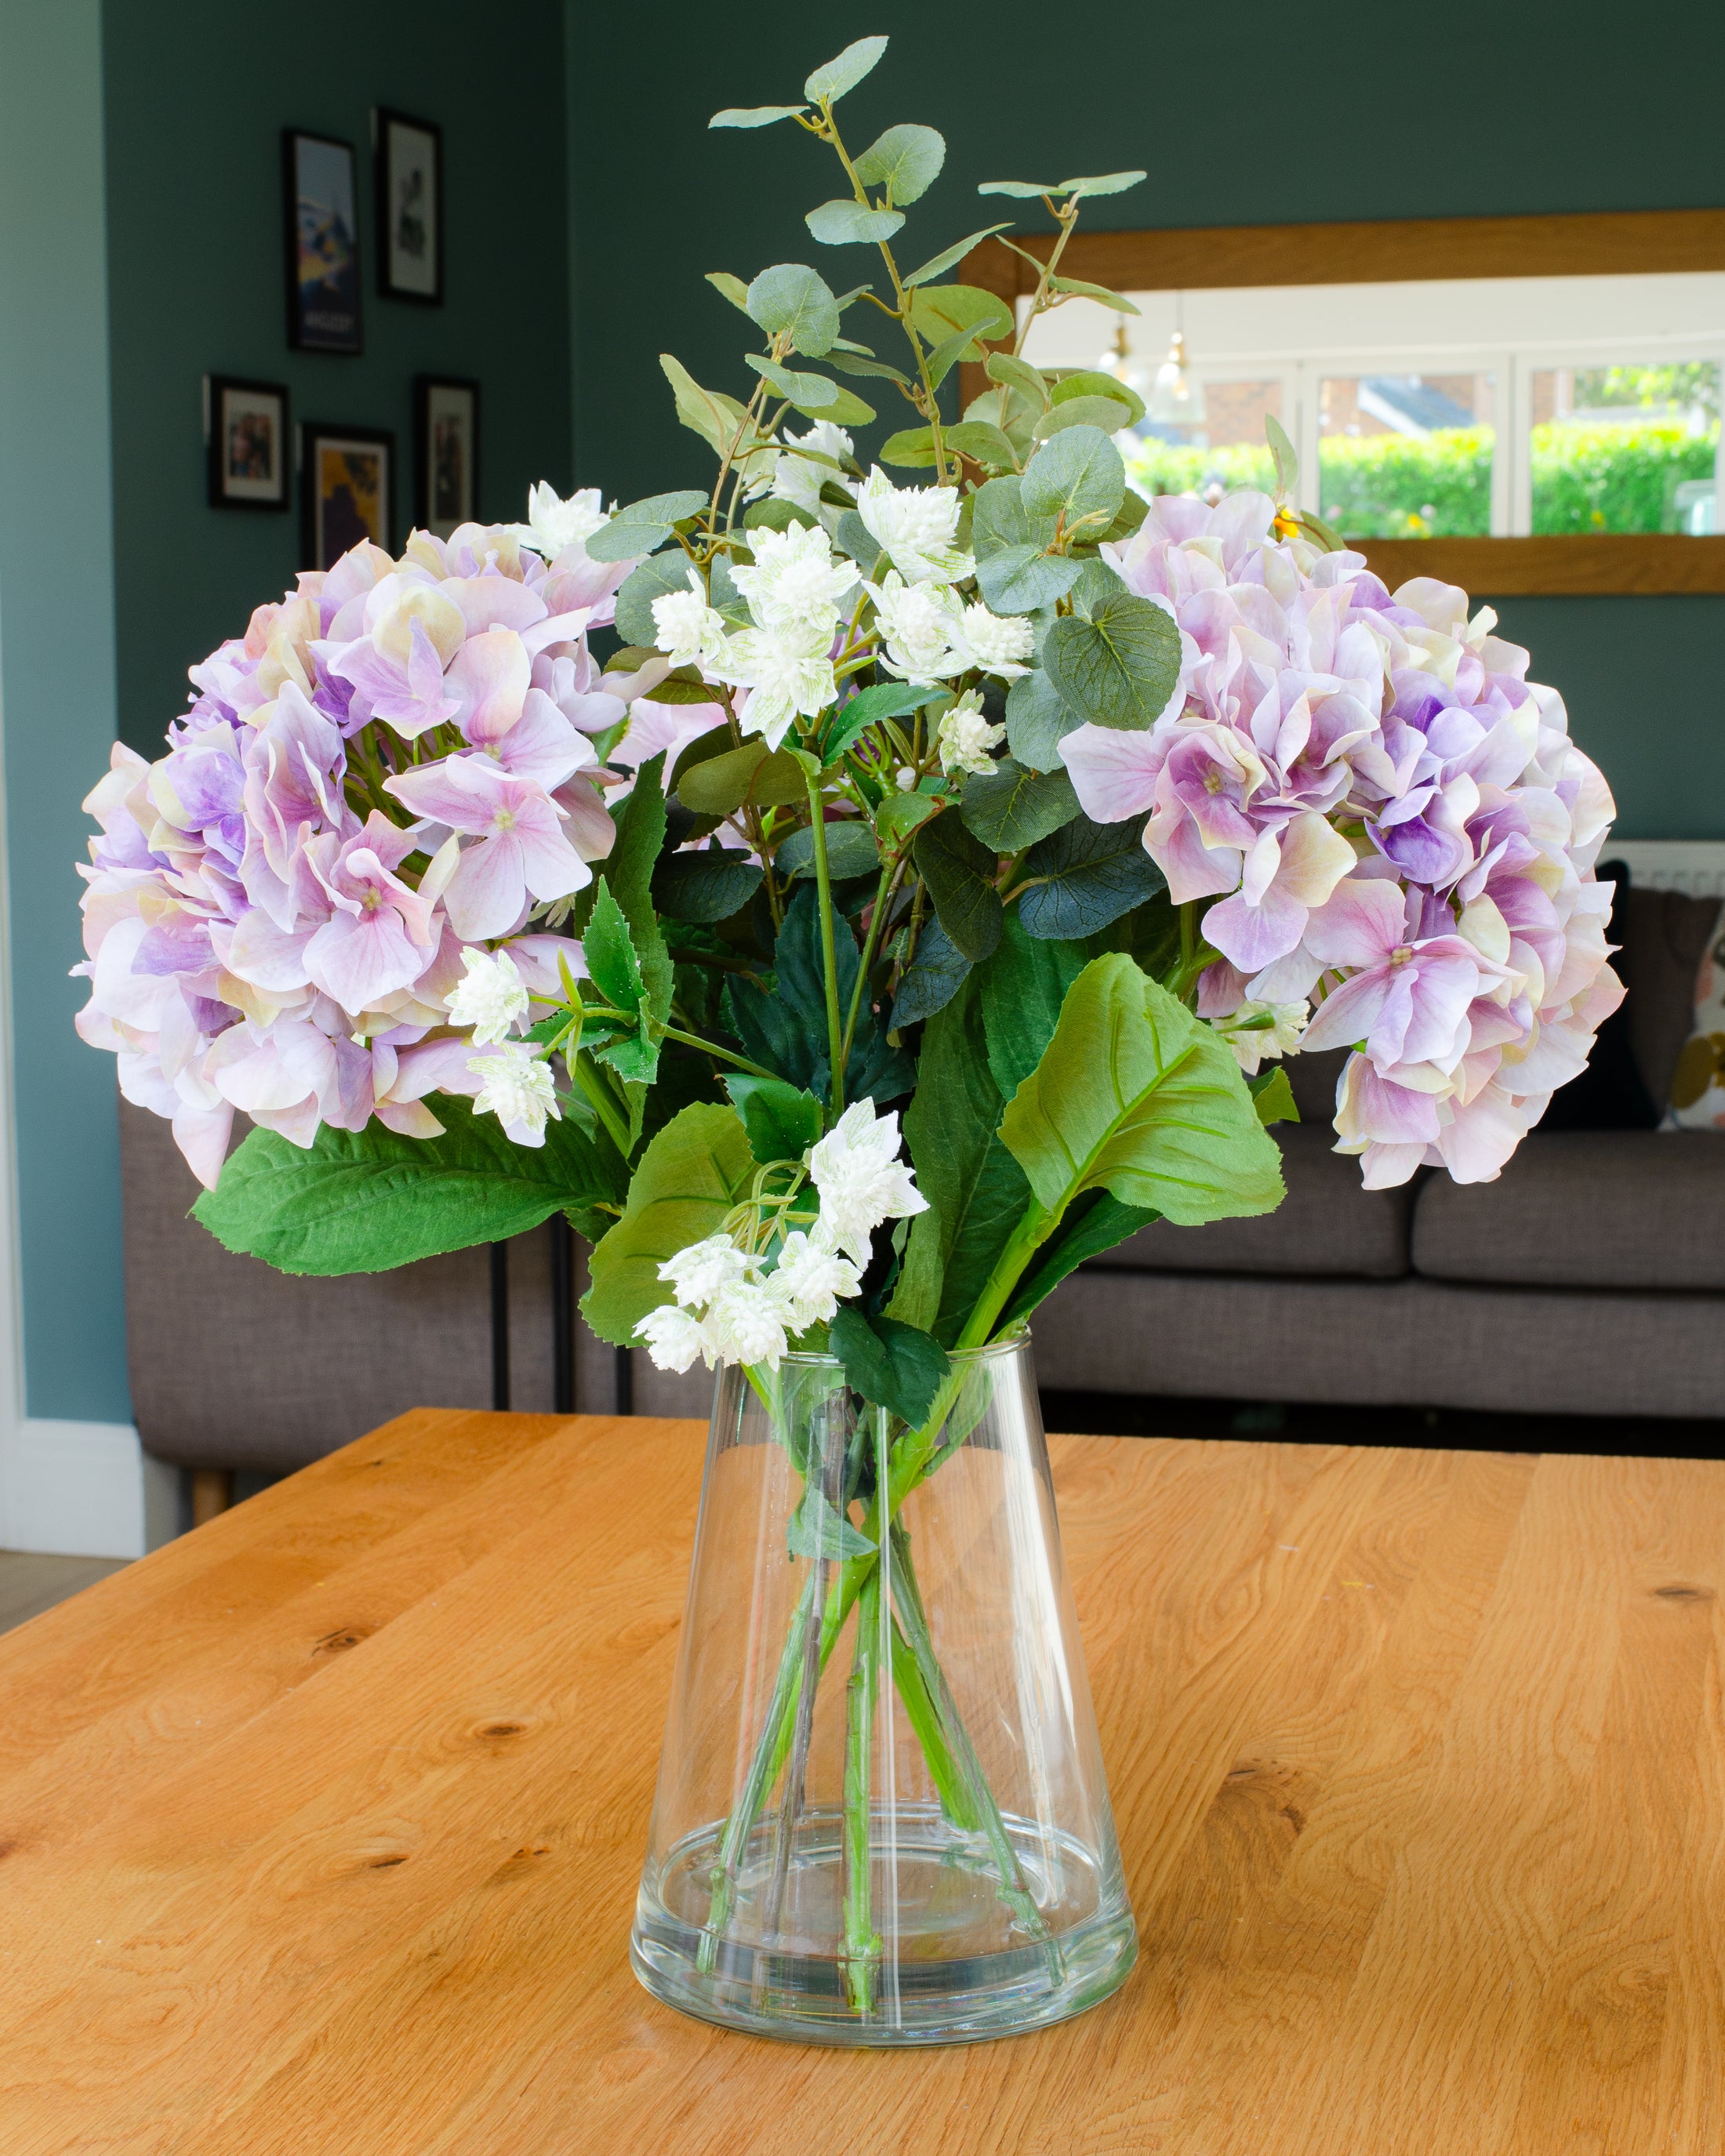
[961,209,1725,596]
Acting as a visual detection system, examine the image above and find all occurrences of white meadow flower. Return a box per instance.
[953,600,1034,680]
[651,566,728,670]
[705,1280,792,1369]
[772,1225,862,1330]
[509,481,608,557]
[634,1302,713,1374]
[808,1098,928,1265]
[1215,999,1310,1075]
[771,420,856,524]
[659,1232,754,1308]
[710,626,837,750]
[856,467,975,585]
[445,946,530,1046]
[865,572,966,684]
[730,520,858,641]
[469,1046,560,1142]
[937,691,1006,777]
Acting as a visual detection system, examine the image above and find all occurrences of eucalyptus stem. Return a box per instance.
[804,774,848,1112]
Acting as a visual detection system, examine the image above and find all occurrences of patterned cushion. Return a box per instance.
[1666,905,1725,1130]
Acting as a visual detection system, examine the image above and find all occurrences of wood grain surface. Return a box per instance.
[0,1410,1720,2154]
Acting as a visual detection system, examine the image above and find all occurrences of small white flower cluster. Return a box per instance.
[632,1099,929,1373]
[1211,999,1310,1076]
[936,691,1006,777]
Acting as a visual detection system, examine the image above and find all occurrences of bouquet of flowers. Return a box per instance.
[74,34,1618,2031]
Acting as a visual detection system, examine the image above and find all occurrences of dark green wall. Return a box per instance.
[567,0,1725,839]
[104,0,575,758]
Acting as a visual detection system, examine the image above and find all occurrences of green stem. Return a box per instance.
[572,1050,631,1158]
[842,1566,883,2013]
[805,774,848,1112]
[838,859,902,1076]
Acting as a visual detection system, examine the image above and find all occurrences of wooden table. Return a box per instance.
[1,1411,1722,2154]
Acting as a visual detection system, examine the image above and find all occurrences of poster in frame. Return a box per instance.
[301,421,393,570]
[206,376,290,511]
[376,108,444,304]
[282,129,363,354]
[416,376,480,538]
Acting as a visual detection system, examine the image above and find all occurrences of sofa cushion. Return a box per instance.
[1099,1123,1415,1279]
[1619,886,1722,1109]
[1411,1129,1725,1292]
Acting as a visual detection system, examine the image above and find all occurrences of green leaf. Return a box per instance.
[710,103,808,128]
[913,812,1004,963]
[1047,275,1140,314]
[787,1482,876,1562]
[651,847,764,924]
[985,351,1051,407]
[585,489,709,563]
[960,758,1078,852]
[873,789,938,851]
[975,543,1081,615]
[907,283,1014,356]
[1000,955,1284,1226]
[659,353,750,458]
[744,354,837,408]
[808,200,906,246]
[1004,670,1080,772]
[976,180,1060,198]
[605,752,673,1024]
[881,425,939,469]
[724,1074,824,1164]
[1033,394,1137,444]
[725,886,910,1107]
[853,123,946,204]
[891,916,969,1029]
[823,680,932,763]
[998,1192,1157,1332]
[706,270,752,312]
[612,550,693,648]
[805,34,888,103]
[1266,412,1299,498]
[1018,810,1164,940]
[1043,586,1181,731]
[1050,368,1146,430]
[643,666,725,706]
[977,909,1084,1101]
[945,420,1019,470]
[746,263,841,357]
[775,818,881,882]
[893,973,1030,1347]
[825,349,913,387]
[582,1104,756,1345]
[833,507,884,564]
[194,1098,626,1276]
[970,473,1045,554]
[1249,1066,1299,1127]
[1021,425,1125,531]
[830,1308,952,1425]
[743,495,816,535]
[583,880,646,1016]
[1095,488,1150,545]
[902,224,1011,287]
[678,739,808,814]
[1056,170,1147,198]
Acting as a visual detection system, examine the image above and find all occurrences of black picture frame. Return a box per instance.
[376,108,444,305]
[207,375,290,511]
[300,420,394,570]
[415,376,480,538]
[283,129,363,354]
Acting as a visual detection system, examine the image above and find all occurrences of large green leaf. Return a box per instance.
[959,758,1078,852]
[999,1191,1157,1332]
[854,123,946,204]
[999,955,1284,1226]
[1042,586,1181,731]
[1020,425,1125,532]
[830,1308,951,1425]
[1018,811,1164,939]
[582,1103,755,1345]
[677,739,807,813]
[976,912,1084,1098]
[913,812,1004,962]
[774,819,881,883]
[892,973,1030,1348]
[746,263,840,356]
[194,1098,627,1277]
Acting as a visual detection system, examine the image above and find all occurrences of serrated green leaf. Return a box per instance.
[746,263,841,357]
[724,1073,824,1164]
[808,200,905,246]
[854,122,946,205]
[805,34,888,103]
[1021,425,1125,530]
[959,758,1078,852]
[902,224,1012,287]
[706,270,752,311]
[913,813,1003,962]
[193,1098,626,1276]
[651,848,764,924]
[1056,170,1147,198]
[583,880,645,1015]
[582,1104,756,1345]
[710,103,808,128]
[1249,1065,1299,1126]
[1042,586,1181,731]
[1018,811,1165,940]
[1047,275,1141,314]
[830,1308,951,1425]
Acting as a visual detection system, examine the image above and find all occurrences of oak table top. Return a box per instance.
[1,1410,1721,2154]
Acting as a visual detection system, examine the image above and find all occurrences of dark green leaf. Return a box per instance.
[1019,811,1164,939]
[853,122,945,204]
[833,507,884,566]
[775,819,881,882]
[808,200,905,246]
[1042,587,1182,730]
[677,739,807,814]
[830,1308,952,1425]
[902,224,1012,286]
[913,813,1004,962]
[746,263,841,357]
[998,1192,1157,1332]
[823,681,932,763]
[724,1073,824,1163]
[604,752,674,1134]
[1021,425,1125,530]
[582,1104,756,1345]
[891,916,969,1029]
[976,910,1085,1098]
[804,34,888,102]
[727,887,910,1106]
[960,758,1078,852]
[651,848,764,924]
[194,1098,626,1276]
[874,789,938,851]
[583,880,645,1015]
[1005,670,1080,771]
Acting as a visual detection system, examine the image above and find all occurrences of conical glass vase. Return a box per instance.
[630,1330,1135,2046]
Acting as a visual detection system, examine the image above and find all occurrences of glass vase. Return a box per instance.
[630,1330,1135,2046]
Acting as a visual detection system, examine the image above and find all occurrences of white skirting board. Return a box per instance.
[0,1417,176,1559]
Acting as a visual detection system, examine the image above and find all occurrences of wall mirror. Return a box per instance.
[966,211,1725,593]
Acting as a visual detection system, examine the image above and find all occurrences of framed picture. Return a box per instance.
[416,376,479,537]
[207,376,289,510]
[283,129,362,354]
[376,109,443,303]
[301,421,393,569]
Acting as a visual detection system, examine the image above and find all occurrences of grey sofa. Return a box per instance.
[118,886,1723,1496]
[1034,884,1725,1421]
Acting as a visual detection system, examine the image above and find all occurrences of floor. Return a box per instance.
[0,1552,129,1635]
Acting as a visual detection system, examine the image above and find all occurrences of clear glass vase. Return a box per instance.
[630,1330,1135,2045]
